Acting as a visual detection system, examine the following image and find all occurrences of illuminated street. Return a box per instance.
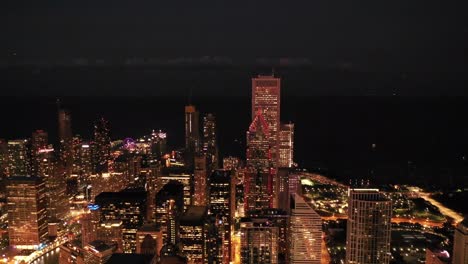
[419,192,464,224]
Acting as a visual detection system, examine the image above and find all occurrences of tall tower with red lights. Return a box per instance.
[245,110,274,211]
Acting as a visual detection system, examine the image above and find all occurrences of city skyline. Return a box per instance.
[0,74,467,264]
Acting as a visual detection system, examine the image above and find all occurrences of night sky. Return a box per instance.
[1,1,467,72]
[1,1,468,187]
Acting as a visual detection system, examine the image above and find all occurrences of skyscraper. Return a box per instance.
[31,130,48,175]
[58,107,73,176]
[208,169,235,264]
[245,111,273,211]
[97,220,124,253]
[290,194,322,263]
[276,168,290,213]
[95,190,147,253]
[38,147,68,221]
[0,139,7,194]
[453,218,468,264]
[252,75,280,168]
[135,224,163,256]
[6,139,30,176]
[345,188,392,264]
[185,105,200,168]
[179,206,208,264]
[203,113,218,171]
[240,218,279,264]
[82,209,100,248]
[193,154,208,206]
[155,181,184,245]
[94,117,111,173]
[278,123,294,168]
[6,176,48,249]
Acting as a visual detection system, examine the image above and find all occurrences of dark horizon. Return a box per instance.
[2,1,467,73]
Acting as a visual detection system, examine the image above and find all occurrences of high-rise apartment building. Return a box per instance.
[345,188,392,264]
[6,176,48,249]
[290,194,322,263]
[278,123,294,168]
[208,169,235,263]
[6,139,30,176]
[453,218,468,264]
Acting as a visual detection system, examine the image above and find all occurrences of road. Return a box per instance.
[321,235,331,264]
[419,192,464,224]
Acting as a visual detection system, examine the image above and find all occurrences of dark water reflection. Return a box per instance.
[31,247,59,264]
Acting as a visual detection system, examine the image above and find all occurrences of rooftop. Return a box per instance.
[107,253,154,264]
[180,206,207,226]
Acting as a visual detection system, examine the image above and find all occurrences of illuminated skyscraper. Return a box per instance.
[6,139,30,176]
[252,75,280,168]
[79,143,93,177]
[37,147,68,221]
[6,176,48,249]
[82,209,100,248]
[245,111,273,211]
[0,139,7,193]
[58,107,73,176]
[36,146,54,177]
[97,220,124,253]
[193,154,208,206]
[278,123,294,168]
[453,218,468,264]
[345,188,392,264]
[31,130,48,175]
[94,117,111,173]
[151,130,167,158]
[290,194,322,263]
[203,113,218,171]
[223,156,240,171]
[185,105,200,168]
[208,169,235,264]
[155,181,184,245]
[95,190,147,253]
[135,224,163,256]
[240,218,279,264]
[276,168,290,213]
[179,206,207,264]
